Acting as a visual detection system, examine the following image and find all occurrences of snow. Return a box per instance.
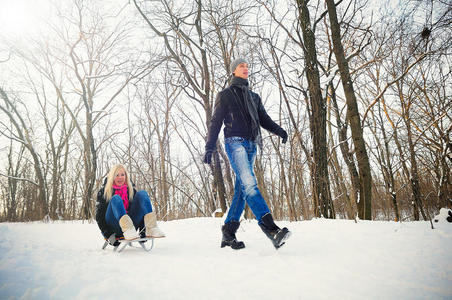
[1,215,451,300]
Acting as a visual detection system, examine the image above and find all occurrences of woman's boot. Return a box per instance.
[119,214,139,241]
[259,213,291,249]
[144,212,166,238]
[221,221,245,249]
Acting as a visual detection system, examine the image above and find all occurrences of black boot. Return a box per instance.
[259,213,291,249]
[221,221,245,250]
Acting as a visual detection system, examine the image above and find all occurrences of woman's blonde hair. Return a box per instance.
[103,164,134,202]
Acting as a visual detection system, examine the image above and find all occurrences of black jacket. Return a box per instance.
[205,85,283,152]
[95,180,137,239]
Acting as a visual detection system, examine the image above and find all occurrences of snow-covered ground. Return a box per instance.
[1,210,451,300]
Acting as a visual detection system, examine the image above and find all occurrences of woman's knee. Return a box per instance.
[134,190,153,213]
[135,190,149,200]
[109,195,123,206]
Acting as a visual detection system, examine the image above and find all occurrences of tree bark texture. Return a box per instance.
[297,0,333,218]
[326,0,372,219]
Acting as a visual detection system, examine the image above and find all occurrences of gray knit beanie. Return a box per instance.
[230,58,247,74]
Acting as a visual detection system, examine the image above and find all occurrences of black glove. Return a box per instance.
[278,128,288,144]
[203,150,213,164]
[107,233,120,246]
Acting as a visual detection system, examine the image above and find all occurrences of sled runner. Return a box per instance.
[102,237,155,253]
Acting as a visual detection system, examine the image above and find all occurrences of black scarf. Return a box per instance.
[230,76,262,149]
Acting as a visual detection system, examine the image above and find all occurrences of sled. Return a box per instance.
[102,237,155,253]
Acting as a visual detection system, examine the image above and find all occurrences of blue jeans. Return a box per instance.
[224,137,270,224]
[105,190,153,234]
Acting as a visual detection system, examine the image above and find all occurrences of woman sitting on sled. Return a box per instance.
[95,164,165,246]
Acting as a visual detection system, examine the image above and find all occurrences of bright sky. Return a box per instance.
[0,0,50,40]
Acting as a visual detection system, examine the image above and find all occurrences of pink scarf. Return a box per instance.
[112,184,129,211]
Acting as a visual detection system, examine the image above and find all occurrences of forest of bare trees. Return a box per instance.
[0,0,450,223]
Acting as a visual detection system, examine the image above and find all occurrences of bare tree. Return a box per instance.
[3,141,26,221]
[325,0,372,219]
[355,0,451,220]
[136,70,179,219]
[133,0,254,214]
[294,0,334,218]
[43,0,145,219]
[0,88,48,219]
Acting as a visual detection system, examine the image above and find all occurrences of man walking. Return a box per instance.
[203,58,291,249]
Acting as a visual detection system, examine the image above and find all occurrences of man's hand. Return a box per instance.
[203,150,213,164]
[278,128,288,144]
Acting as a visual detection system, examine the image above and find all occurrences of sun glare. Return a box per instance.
[0,0,39,38]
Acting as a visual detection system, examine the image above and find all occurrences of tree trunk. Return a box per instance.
[405,117,427,221]
[326,0,372,219]
[377,103,400,221]
[80,98,96,220]
[329,83,359,219]
[0,88,48,219]
[134,0,228,214]
[212,145,227,214]
[297,0,333,218]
